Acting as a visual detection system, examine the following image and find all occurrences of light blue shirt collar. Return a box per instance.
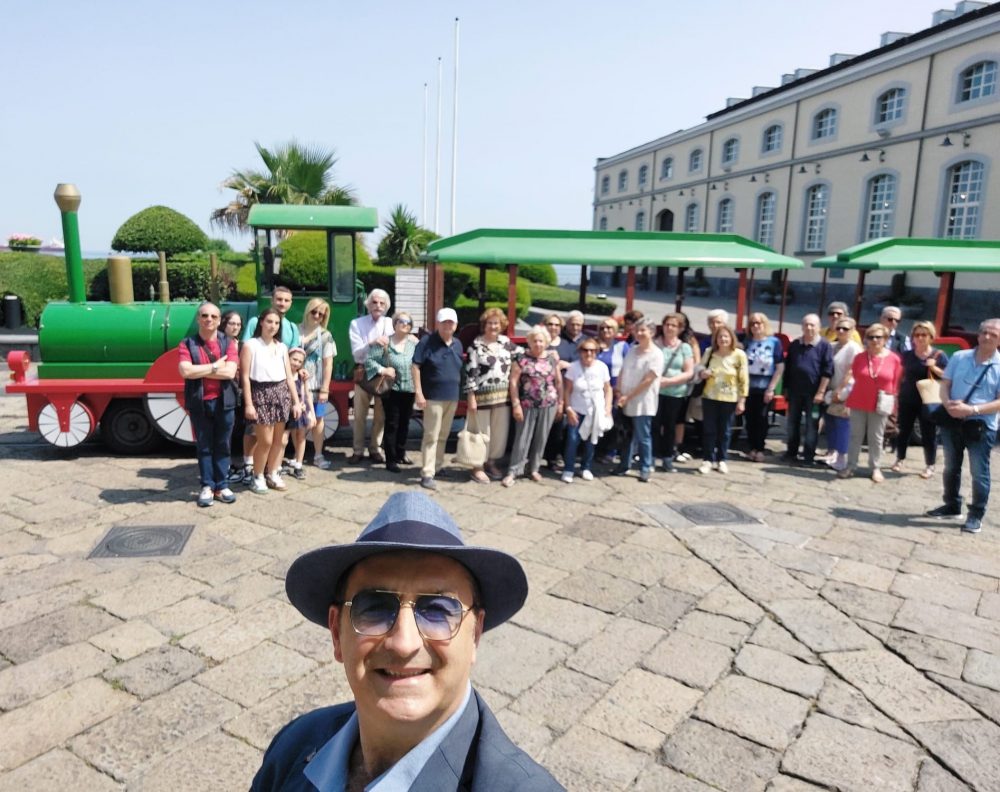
[303,684,473,791]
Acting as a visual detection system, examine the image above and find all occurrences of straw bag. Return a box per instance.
[916,370,941,406]
[453,429,488,468]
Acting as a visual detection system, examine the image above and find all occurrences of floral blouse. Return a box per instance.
[514,352,560,410]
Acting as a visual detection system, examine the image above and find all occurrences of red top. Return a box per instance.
[177,335,238,400]
[845,351,902,412]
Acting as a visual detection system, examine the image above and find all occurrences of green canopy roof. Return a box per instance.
[813,237,1000,271]
[247,204,378,231]
[424,229,802,270]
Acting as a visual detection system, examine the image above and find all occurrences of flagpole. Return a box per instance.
[421,82,428,226]
[450,17,460,236]
[434,56,442,235]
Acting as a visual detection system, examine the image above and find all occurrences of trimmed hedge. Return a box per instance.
[528,282,617,315]
[111,206,209,257]
[478,261,557,286]
[88,261,234,303]
[274,231,373,291]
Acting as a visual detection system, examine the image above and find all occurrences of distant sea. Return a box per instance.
[553,264,583,287]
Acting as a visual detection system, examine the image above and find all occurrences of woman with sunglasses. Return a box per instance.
[825,317,863,472]
[891,320,948,479]
[366,311,418,473]
[562,339,612,483]
[653,313,694,472]
[595,317,629,463]
[839,322,903,482]
[241,308,303,493]
[299,298,336,469]
[743,312,785,463]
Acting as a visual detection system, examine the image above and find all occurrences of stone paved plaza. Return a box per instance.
[2,390,1000,791]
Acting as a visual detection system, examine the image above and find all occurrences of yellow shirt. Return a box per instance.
[823,326,863,346]
[703,349,749,403]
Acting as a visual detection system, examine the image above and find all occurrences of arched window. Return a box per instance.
[958,61,998,102]
[803,184,829,251]
[716,198,734,233]
[660,158,674,180]
[762,124,782,154]
[638,165,649,188]
[685,203,700,232]
[635,211,646,231]
[598,216,608,231]
[618,170,628,192]
[812,108,837,140]
[876,88,906,124]
[689,149,703,173]
[755,192,776,249]
[864,174,897,240]
[721,138,739,166]
[600,175,610,195]
[944,161,985,239]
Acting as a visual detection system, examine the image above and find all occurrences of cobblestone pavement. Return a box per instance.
[2,390,1000,792]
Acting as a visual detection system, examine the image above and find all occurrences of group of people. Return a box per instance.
[180,289,1000,536]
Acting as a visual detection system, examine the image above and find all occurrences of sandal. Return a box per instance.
[501,475,515,488]
[890,461,903,473]
[872,469,885,483]
[920,466,935,479]
[529,471,543,482]
[470,471,490,484]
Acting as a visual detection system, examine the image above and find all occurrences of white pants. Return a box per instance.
[464,405,511,464]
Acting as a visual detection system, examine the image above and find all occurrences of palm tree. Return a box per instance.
[376,204,437,267]
[211,141,356,232]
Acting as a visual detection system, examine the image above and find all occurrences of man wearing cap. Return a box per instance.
[252,491,563,791]
[412,308,465,490]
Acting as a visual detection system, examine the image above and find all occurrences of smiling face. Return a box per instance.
[330,552,483,743]
[289,351,305,372]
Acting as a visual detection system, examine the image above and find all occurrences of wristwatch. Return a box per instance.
[211,361,218,373]
[973,405,980,415]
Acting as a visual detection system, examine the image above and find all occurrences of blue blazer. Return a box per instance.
[251,689,564,791]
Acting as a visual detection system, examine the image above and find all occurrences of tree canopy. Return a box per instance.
[376,204,437,267]
[211,141,356,233]
[111,206,208,257]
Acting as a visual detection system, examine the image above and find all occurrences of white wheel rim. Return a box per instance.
[323,406,340,439]
[146,393,195,444]
[38,402,94,448]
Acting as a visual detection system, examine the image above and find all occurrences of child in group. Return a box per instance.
[287,348,316,479]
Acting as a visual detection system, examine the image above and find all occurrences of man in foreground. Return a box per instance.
[926,319,1000,534]
[252,491,563,791]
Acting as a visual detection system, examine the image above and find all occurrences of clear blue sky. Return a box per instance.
[1,0,962,253]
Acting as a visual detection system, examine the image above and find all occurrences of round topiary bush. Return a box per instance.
[111,206,209,258]
[274,231,373,291]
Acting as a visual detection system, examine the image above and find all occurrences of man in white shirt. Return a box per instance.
[348,289,394,463]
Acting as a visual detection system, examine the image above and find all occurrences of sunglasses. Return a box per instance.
[867,335,885,340]
[199,313,220,320]
[546,322,562,327]
[828,311,843,316]
[836,326,851,331]
[343,589,473,641]
[883,316,900,322]
[579,347,599,354]
[396,319,413,326]
[750,320,763,325]
[310,309,327,317]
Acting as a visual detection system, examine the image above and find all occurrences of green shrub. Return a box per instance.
[205,238,232,253]
[274,231,372,292]
[111,206,209,258]
[478,262,557,286]
[234,263,257,299]
[88,261,233,303]
[528,282,617,315]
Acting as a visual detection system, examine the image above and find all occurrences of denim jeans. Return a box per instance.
[941,422,996,519]
[702,398,737,463]
[618,415,653,474]
[191,398,236,489]
[563,419,596,476]
[786,390,820,461]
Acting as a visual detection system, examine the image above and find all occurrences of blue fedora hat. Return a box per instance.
[285,491,528,631]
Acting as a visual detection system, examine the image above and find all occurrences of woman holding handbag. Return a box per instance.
[839,322,903,482]
[891,321,948,479]
[366,311,418,473]
[825,317,863,472]
[464,308,519,483]
[696,325,748,475]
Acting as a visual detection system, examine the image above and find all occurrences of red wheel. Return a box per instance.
[37,400,95,448]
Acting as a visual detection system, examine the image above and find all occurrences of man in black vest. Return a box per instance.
[179,302,240,507]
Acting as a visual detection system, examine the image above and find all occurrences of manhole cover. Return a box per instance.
[675,502,759,526]
[89,525,194,558]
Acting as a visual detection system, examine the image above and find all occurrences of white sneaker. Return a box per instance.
[717,461,728,474]
[197,486,214,507]
[698,461,712,475]
[266,472,287,491]
[581,470,594,481]
[561,472,574,484]
[314,455,332,470]
[711,461,720,471]
[249,475,269,495]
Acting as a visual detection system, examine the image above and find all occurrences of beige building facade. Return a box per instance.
[593,1,1000,314]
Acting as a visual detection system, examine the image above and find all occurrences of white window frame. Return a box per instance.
[761,124,783,155]
[600,175,610,195]
[958,60,998,103]
[598,216,608,231]
[812,107,837,141]
[875,87,906,125]
[684,202,700,232]
[689,149,703,173]
[660,158,673,180]
[864,174,897,240]
[638,165,649,189]
[635,211,646,231]
[716,198,734,233]
[943,160,985,239]
[802,183,830,252]
[755,191,776,249]
[721,137,739,167]
[618,170,628,192]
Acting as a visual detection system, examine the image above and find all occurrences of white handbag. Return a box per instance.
[453,429,488,468]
